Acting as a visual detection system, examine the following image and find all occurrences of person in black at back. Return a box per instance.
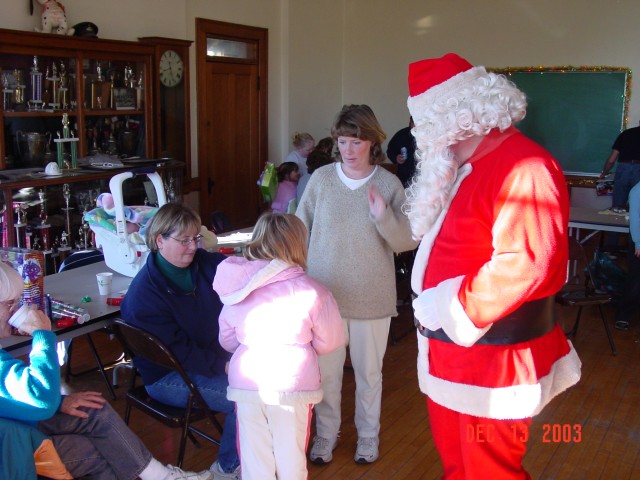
[600,120,640,213]
[386,117,416,188]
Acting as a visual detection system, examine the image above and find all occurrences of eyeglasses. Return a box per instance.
[168,234,203,247]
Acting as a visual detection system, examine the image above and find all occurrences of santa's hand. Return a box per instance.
[412,288,442,331]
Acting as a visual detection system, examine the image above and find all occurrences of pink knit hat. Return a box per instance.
[407,53,486,125]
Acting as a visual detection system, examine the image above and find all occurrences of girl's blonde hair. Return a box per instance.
[244,212,308,269]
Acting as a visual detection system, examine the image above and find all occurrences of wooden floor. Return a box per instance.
[63,298,640,480]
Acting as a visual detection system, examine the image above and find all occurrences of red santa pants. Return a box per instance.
[427,398,532,480]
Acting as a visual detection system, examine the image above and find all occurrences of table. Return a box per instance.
[569,206,630,244]
[1,261,132,357]
[216,227,254,253]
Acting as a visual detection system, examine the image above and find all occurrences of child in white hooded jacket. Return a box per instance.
[212,212,345,480]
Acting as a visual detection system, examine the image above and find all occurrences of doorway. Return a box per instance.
[196,18,268,230]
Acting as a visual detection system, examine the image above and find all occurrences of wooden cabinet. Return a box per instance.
[139,37,193,183]
[0,28,184,269]
[0,28,156,168]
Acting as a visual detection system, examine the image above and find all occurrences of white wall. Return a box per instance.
[286,0,344,150]
[3,0,640,179]
[292,0,640,154]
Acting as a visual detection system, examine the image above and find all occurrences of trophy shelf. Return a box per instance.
[0,28,186,271]
[0,27,156,171]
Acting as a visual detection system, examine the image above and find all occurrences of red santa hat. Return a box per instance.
[407,53,487,125]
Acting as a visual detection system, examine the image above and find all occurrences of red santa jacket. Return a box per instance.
[412,127,581,420]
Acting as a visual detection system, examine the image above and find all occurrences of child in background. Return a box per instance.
[285,132,315,175]
[212,212,345,480]
[297,137,335,203]
[271,162,300,213]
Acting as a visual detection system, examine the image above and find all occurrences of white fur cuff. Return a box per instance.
[429,275,491,347]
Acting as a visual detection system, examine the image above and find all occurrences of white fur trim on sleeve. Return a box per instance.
[415,275,491,347]
[436,276,491,346]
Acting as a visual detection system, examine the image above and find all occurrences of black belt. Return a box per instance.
[415,296,556,345]
[618,160,640,164]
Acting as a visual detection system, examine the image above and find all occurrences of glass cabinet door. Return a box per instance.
[81,57,148,159]
[1,53,77,170]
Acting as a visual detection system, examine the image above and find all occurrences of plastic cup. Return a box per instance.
[96,272,113,295]
[44,162,61,175]
[7,304,30,328]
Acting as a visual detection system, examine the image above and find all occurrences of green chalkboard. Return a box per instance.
[491,67,631,176]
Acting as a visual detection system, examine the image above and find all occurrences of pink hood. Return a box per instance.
[213,256,303,305]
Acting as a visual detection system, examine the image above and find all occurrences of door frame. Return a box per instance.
[195,17,268,226]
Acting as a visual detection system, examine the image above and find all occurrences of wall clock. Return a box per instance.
[139,37,193,184]
[159,49,184,87]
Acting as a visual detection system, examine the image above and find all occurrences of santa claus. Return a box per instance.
[405,53,582,479]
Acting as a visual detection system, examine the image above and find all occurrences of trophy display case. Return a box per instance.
[0,28,185,273]
[0,28,155,170]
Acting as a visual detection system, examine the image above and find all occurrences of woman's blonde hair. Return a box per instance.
[291,132,315,149]
[244,212,308,269]
[145,203,201,252]
[331,104,387,165]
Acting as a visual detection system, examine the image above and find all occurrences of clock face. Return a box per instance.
[159,49,184,87]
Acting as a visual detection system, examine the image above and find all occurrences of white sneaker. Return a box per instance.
[163,465,214,480]
[210,460,241,480]
[309,436,337,464]
[354,437,379,464]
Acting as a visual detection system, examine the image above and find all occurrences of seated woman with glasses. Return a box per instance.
[120,203,241,480]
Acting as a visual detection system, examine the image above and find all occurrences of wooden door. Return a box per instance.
[196,19,268,230]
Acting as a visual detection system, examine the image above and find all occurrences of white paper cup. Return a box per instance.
[7,304,29,328]
[44,162,61,175]
[96,272,113,295]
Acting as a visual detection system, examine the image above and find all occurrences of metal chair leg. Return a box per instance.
[565,307,583,337]
[84,334,117,399]
[598,305,617,356]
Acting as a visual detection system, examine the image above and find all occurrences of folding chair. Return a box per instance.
[111,320,224,468]
[58,249,118,399]
[390,249,417,345]
[555,235,617,355]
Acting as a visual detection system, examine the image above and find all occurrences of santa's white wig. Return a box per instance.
[404,55,527,240]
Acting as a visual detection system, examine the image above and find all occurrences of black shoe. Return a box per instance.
[615,319,630,330]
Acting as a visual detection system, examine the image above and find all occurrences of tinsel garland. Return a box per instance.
[489,65,633,185]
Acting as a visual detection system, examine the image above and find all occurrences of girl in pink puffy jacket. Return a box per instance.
[212,212,345,480]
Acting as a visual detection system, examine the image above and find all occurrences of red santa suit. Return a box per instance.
[412,126,582,478]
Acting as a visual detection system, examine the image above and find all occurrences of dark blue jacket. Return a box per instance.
[120,249,230,384]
